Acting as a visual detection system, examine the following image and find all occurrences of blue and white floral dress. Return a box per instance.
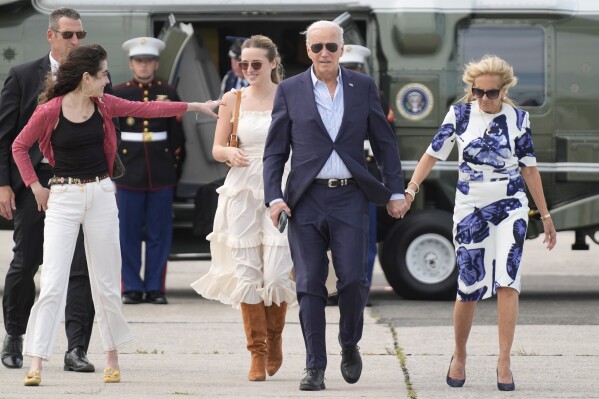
[426,101,537,301]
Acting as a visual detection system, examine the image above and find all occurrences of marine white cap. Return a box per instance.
[339,44,371,66]
[122,37,165,58]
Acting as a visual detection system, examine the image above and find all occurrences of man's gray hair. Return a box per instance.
[49,8,81,30]
[302,20,344,44]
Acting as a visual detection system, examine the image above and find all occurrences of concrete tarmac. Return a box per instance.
[0,230,598,398]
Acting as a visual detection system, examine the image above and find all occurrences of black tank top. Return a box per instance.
[51,104,108,178]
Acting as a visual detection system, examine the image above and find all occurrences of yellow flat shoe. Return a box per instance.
[103,368,121,383]
[24,370,41,386]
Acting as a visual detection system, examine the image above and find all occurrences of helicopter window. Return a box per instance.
[462,25,545,107]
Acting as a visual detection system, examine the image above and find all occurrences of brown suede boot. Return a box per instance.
[240,302,267,381]
[265,302,287,376]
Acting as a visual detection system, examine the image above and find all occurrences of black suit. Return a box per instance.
[0,54,94,352]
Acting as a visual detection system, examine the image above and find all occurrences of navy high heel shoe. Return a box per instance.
[497,369,516,391]
[446,356,465,388]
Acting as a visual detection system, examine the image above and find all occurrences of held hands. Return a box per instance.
[188,99,224,119]
[269,201,291,228]
[542,218,557,250]
[386,198,410,219]
[0,185,16,220]
[30,181,50,212]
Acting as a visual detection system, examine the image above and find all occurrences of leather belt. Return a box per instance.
[313,178,356,188]
[49,174,109,185]
[121,131,167,142]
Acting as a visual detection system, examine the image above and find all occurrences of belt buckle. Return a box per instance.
[327,179,338,188]
[143,132,153,142]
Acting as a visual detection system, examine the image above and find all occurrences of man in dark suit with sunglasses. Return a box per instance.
[0,8,100,372]
[263,20,409,391]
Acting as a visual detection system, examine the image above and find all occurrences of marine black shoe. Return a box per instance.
[122,291,144,304]
[145,291,168,305]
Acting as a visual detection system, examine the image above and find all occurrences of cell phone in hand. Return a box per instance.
[278,211,288,233]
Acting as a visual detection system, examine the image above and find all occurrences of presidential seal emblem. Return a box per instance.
[396,83,433,121]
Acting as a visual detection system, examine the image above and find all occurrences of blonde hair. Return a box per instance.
[459,55,518,106]
[241,35,284,84]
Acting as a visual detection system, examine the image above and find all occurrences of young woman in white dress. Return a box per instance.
[191,35,295,381]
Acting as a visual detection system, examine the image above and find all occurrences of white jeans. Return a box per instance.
[23,178,133,359]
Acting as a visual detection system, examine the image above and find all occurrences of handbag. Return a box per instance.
[112,153,126,179]
[228,90,242,147]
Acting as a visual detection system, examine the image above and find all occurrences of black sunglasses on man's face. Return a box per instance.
[309,42,339,54]
[52,29,87,40]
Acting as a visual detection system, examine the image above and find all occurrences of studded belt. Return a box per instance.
[49,174,109,185]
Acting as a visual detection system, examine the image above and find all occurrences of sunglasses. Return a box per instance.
[239,61,263,71]
[471,87,501,100]
[309,42,339,53]
[52,29,87,40]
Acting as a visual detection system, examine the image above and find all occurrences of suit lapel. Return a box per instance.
[335,67,354,142]
[38,56,51,88]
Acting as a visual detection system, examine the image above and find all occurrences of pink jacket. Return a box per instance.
[12,94,188,187]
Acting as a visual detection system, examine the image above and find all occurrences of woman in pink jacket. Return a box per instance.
[12,44,219,386]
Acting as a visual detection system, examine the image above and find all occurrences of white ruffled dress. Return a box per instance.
[191,110,295,309]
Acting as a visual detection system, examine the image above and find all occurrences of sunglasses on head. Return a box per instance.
[309,42,339,53]
[239,61,263,71]
[471,87,501,100]
[53,29,87,40]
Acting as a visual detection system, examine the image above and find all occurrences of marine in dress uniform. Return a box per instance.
[114,37,184,305]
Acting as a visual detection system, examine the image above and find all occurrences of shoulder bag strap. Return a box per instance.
[229,90,242,148]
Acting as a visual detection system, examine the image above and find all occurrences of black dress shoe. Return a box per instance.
[299,367,325,391]
[122,291,143,304]
[1,334,23,369]
[340,344,362,384]
[338,333,363,384]
[497,369,516,391]
[145,291,168,305]
[64,347,95,372]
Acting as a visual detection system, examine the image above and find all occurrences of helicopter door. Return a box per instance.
[156,15,227,197]
[333,12,366,46]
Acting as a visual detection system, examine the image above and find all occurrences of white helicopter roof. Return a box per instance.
[31,0,599,14]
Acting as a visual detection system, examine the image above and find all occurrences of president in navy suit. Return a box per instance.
[263,20,409,391]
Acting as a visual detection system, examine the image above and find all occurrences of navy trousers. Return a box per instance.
[289,183,370,369]
[117,187,173,293]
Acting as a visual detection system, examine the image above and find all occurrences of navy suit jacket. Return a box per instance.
[263,66,405,209]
